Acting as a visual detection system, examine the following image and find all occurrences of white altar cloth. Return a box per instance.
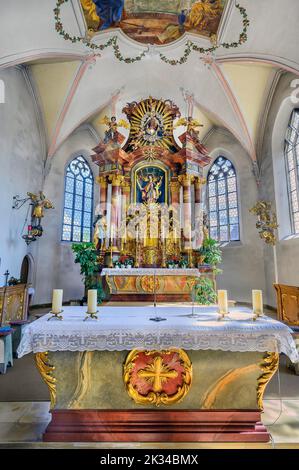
[101,268,200,276]
[17,306,299,362]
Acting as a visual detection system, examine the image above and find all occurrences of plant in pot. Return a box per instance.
[72,242,104,304]
[198,237,222,274]
[192,276,217,305]
[192,277,217,305]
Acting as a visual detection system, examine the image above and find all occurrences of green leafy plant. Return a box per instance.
[71,243,104,303]
[192,277,217,305]
[198,237,222,270]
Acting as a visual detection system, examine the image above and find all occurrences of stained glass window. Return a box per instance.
[207,157,240,243]
[62,156,94,242]
[285,109,299,234]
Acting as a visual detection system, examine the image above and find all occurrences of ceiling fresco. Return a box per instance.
[80,0,226,45]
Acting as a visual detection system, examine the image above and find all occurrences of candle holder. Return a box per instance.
[47,310,64,321]
[84,310,99,321]
[217,311,229,321]
[252,310,264,321]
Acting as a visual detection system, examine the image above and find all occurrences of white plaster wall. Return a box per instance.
[0,66,44,287]
[260,72,299,307]
[34,127,99,305]
[204,129,266,304]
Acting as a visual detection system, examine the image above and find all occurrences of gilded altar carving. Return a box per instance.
[35,352,57,409]
[123,349,192,406]
[109,174,125,187]
[257,352,279,411]
[178,174,195,187]
[96,175,108,187]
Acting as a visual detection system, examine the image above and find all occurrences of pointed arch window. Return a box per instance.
[62,156,94,242]
[207,156,240,243]
[285,109,299,234]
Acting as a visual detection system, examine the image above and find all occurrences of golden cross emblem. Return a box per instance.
[137,356,178,392]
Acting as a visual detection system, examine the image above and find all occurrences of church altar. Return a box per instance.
[18,306,298,443]
[102,268,200,301]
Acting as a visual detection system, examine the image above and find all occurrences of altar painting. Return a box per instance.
[135,165,167,205]
[80,0,226,45]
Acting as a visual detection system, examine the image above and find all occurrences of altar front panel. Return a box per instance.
[41,350,270,411]
[105,274,196,295]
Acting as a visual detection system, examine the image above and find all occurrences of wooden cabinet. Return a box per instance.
[274,284,299,327]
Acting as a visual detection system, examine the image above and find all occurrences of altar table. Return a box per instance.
[101,268,200,302]
[18,306,299,443]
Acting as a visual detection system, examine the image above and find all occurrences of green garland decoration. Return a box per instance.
[54,0,249,66]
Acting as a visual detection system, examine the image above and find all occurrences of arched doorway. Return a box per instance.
[20,255,34,285]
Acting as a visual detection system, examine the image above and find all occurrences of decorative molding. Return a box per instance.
[255,69,285,165]
[217,0,236,44]
[217,55,299,77]
[257,352,279,411]
[35,352,56,409]
[211,61,257,161]
[20,65,48,178]
[0,51,85,71]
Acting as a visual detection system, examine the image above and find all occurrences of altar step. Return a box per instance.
[43,410,270,443]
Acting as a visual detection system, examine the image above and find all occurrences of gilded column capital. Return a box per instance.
[96,176,108,187]
[109,174,125,187]
[170,181,181,193]
[178,174,195,187]
[194,177,206,189]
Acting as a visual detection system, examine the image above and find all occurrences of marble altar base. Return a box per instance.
[38,349,274,443]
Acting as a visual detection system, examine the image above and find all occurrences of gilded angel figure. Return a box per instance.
[27,191,54,221]
[99,115,130,144]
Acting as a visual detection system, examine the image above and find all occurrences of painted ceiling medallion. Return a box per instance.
[81,0,226,46]
[123,349,192,406]
[54,1,249,65]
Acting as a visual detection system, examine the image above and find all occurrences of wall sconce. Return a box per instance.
[12,192,54,245]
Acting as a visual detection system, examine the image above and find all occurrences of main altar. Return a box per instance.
[18,305,299,442]
[92,97,212,301]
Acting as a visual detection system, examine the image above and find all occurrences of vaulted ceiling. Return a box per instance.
[1,0,299,164]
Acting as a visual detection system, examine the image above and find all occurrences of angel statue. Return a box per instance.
[137,174,163,204]
[27,191,54,223]
[99,115,129,144]
[175,116,204,141]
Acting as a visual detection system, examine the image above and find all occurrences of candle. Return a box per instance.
[252,290,263,316]
[87,289,97,314]
[218,290,228,315]
[52,289,63,314]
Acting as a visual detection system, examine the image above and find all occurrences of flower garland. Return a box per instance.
[54,0,249,66]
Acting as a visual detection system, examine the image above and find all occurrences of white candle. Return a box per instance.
[52,289,63,314]
[218,290,228,315]
[252,290,263,316]
[87,289,97,314]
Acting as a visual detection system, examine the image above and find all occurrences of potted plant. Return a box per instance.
[198,237,222,274]
[166,256,180,269]
[115,255,134,268]
[192,277,217,305]
[72,242,104,304]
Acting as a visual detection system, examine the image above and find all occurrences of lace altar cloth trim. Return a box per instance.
[101,268,200,276]
[17,306,299,362]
